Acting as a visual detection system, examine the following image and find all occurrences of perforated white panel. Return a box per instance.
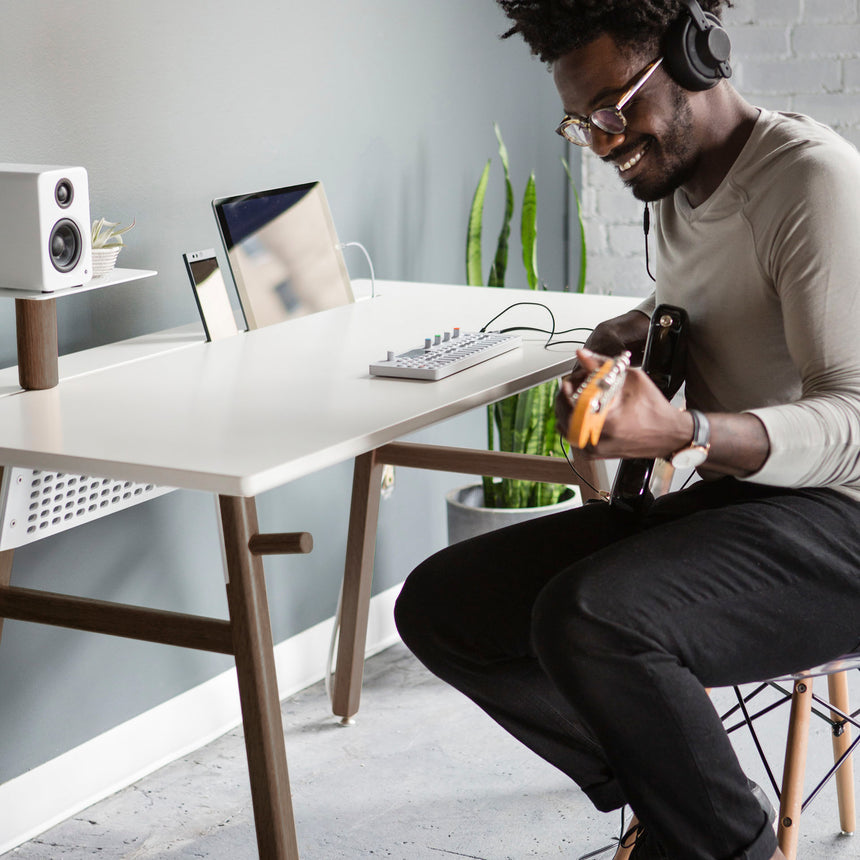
[0,467,172,550]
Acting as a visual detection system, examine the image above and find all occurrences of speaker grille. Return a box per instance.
[0,467,172,550]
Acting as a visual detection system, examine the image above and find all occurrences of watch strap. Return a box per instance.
[688,409,710,449]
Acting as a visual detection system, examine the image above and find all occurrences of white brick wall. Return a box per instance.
[581,0,860,297]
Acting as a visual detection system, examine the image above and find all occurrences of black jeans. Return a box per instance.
[394,478,860,860]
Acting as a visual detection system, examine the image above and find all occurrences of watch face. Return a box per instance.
[672,446,709,469]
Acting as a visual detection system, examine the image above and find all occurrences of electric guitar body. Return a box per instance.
[610,304,688,515]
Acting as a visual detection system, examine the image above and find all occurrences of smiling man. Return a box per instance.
[395,3,860,859]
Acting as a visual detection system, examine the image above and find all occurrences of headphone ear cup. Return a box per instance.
[663,10,732,91]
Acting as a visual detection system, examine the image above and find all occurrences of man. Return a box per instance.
[395,2,860,858]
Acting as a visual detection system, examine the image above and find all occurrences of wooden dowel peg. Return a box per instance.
[15,298,59,390]
[248,532,313,556]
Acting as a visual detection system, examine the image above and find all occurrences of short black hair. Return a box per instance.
[496,0,733,63]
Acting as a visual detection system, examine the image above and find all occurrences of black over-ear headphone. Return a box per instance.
[663,0,732,91]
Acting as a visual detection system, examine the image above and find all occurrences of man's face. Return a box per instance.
[553,34,699,202]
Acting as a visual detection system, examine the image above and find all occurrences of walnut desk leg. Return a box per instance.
[331,450,384,723]
[330,442,607,723]
[219,495,299,859]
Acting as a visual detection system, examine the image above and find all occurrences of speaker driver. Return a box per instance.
[54,178,74,208]
[50,218,82,272]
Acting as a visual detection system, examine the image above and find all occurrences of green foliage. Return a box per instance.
[465,127,576,509]
[563,158,587,294]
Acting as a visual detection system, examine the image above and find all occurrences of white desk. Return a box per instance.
[0,281,637,858]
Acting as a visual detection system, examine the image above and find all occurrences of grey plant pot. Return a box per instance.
[445,483,581,546]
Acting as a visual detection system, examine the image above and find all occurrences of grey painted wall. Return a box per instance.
[0,1,571,783]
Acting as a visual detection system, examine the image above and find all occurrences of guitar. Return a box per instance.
[566,351,631,450]
[565,304,688,514]
[611,304,688,514]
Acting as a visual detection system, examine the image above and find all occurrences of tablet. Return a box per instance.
[212,181,353,330]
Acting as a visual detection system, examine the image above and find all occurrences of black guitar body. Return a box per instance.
[609,304,688,516]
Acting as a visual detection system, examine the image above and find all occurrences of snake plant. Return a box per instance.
[466,125,585,509]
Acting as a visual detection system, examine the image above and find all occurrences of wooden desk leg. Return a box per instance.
[219,495,299,860]
[0,548,13,646]
[331,450,384,722]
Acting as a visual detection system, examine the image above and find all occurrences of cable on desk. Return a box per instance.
[339,241,376,299]
[480,301,594,350]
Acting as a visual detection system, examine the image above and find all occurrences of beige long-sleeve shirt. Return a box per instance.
[637,109,860,499]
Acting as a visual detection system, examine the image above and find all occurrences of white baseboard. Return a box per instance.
[0,582,402,855]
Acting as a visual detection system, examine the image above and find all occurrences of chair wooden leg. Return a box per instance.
[612,814,639,860]
[778,679,813,860]
[219,495,299,859]
[827,671,856,835]
[0,548,13,646]
[331,450,384,722]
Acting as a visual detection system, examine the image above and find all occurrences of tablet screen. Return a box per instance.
[212,181,353,330]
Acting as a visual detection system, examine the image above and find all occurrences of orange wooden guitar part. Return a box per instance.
[566,352,631,449]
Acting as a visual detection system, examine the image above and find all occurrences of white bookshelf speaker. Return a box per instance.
[0,164,92,292]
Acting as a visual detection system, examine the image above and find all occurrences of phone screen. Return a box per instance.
[183,250,241,341]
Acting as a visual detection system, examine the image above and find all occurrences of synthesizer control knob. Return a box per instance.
[387,351,395,362]
[434,334,441,345]
[453,327,461,338]
[443,331,450,341]
[424,338,432,350]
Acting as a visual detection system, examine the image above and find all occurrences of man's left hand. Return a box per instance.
[559,348,693,460]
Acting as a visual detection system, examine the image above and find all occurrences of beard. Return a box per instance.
[616,87,698,203]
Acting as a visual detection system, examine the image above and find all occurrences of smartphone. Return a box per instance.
[182,249,241,341]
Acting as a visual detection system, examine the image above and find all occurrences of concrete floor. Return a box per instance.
[6,643,859,859]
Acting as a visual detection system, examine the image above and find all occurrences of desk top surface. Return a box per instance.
[0,282,637,496]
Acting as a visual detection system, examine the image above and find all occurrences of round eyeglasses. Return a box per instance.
[556,57,664,147]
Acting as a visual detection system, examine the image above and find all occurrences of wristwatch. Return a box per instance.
[670,409,711,469]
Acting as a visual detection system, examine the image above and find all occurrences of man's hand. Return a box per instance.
[555,309,651,441]
[559,348,693,459]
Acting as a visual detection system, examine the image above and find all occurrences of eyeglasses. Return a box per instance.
[555,57,664,147]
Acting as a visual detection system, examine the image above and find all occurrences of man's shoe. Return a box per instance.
[622,781,773,859]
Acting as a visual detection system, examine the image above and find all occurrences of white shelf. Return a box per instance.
[0,268,157,301]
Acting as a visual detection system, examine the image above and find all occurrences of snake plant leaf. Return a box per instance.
[521,172,538,290]
[563,158,587,293]
[464,126,573,508]
[467,159,492,286]
[488,123,514,288]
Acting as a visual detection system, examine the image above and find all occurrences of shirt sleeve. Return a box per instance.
[636,293,657,318]
[741,138,860,490]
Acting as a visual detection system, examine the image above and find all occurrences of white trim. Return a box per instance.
[0,582,402,855]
